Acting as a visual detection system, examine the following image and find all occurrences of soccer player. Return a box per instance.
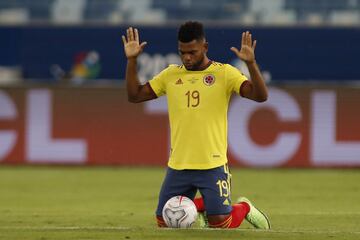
[122,21,270,229]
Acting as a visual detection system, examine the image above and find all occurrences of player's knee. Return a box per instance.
[156,215,167,227]
[207,214,232,228]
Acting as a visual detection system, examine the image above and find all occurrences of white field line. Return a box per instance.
[265,230,360,235]
[0,226,129,230]
[163,228,360,234]
[270,212,360,216]
[1,226,359,235]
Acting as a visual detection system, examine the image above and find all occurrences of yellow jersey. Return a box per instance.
[149,62,248,170]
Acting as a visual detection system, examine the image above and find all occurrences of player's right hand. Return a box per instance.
[122,27,147,59]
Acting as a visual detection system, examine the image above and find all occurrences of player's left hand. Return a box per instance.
[230,31,256,64]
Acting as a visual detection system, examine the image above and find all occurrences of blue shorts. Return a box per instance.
[156,164,232,216]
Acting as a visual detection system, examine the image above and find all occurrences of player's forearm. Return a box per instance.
[246,61,268,102]
[126,58,142,102]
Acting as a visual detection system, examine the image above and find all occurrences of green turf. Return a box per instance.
[0,166,359,239]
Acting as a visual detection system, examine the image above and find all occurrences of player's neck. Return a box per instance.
[194,57,212,71]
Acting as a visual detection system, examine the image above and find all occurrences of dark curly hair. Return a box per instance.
[178,21,205,43]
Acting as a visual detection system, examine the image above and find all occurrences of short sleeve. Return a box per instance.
[225,64,248,95]
[148,67,169,97]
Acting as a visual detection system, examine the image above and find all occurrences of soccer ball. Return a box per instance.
[162,196,198,228]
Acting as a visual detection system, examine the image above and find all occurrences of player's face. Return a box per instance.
[178,39,208,70]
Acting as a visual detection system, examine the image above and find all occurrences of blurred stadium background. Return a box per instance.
[0,0,360,239]
[1,0,359,167]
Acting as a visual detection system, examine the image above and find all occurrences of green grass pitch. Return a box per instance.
[0,166,359,240]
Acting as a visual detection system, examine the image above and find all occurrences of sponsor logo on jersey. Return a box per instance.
[203,74,215,86]
[175,78,183,85]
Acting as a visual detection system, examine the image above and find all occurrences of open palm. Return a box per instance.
[122,27,147,59]
[231,31,256,64]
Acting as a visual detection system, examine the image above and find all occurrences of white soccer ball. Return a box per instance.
[162,196,198,228]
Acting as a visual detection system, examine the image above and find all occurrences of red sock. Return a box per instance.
[156,215,167,227]
[208,202,250,228]
[193,197,205,212]
[228,202,250,228]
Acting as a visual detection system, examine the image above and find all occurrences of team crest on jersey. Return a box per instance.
[203,74,215,86]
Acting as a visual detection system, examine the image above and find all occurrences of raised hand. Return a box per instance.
[230,31,256,64]
[122,27,147,59]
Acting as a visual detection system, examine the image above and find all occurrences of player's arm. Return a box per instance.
[122,27,157,103]
[230,31,268,102]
